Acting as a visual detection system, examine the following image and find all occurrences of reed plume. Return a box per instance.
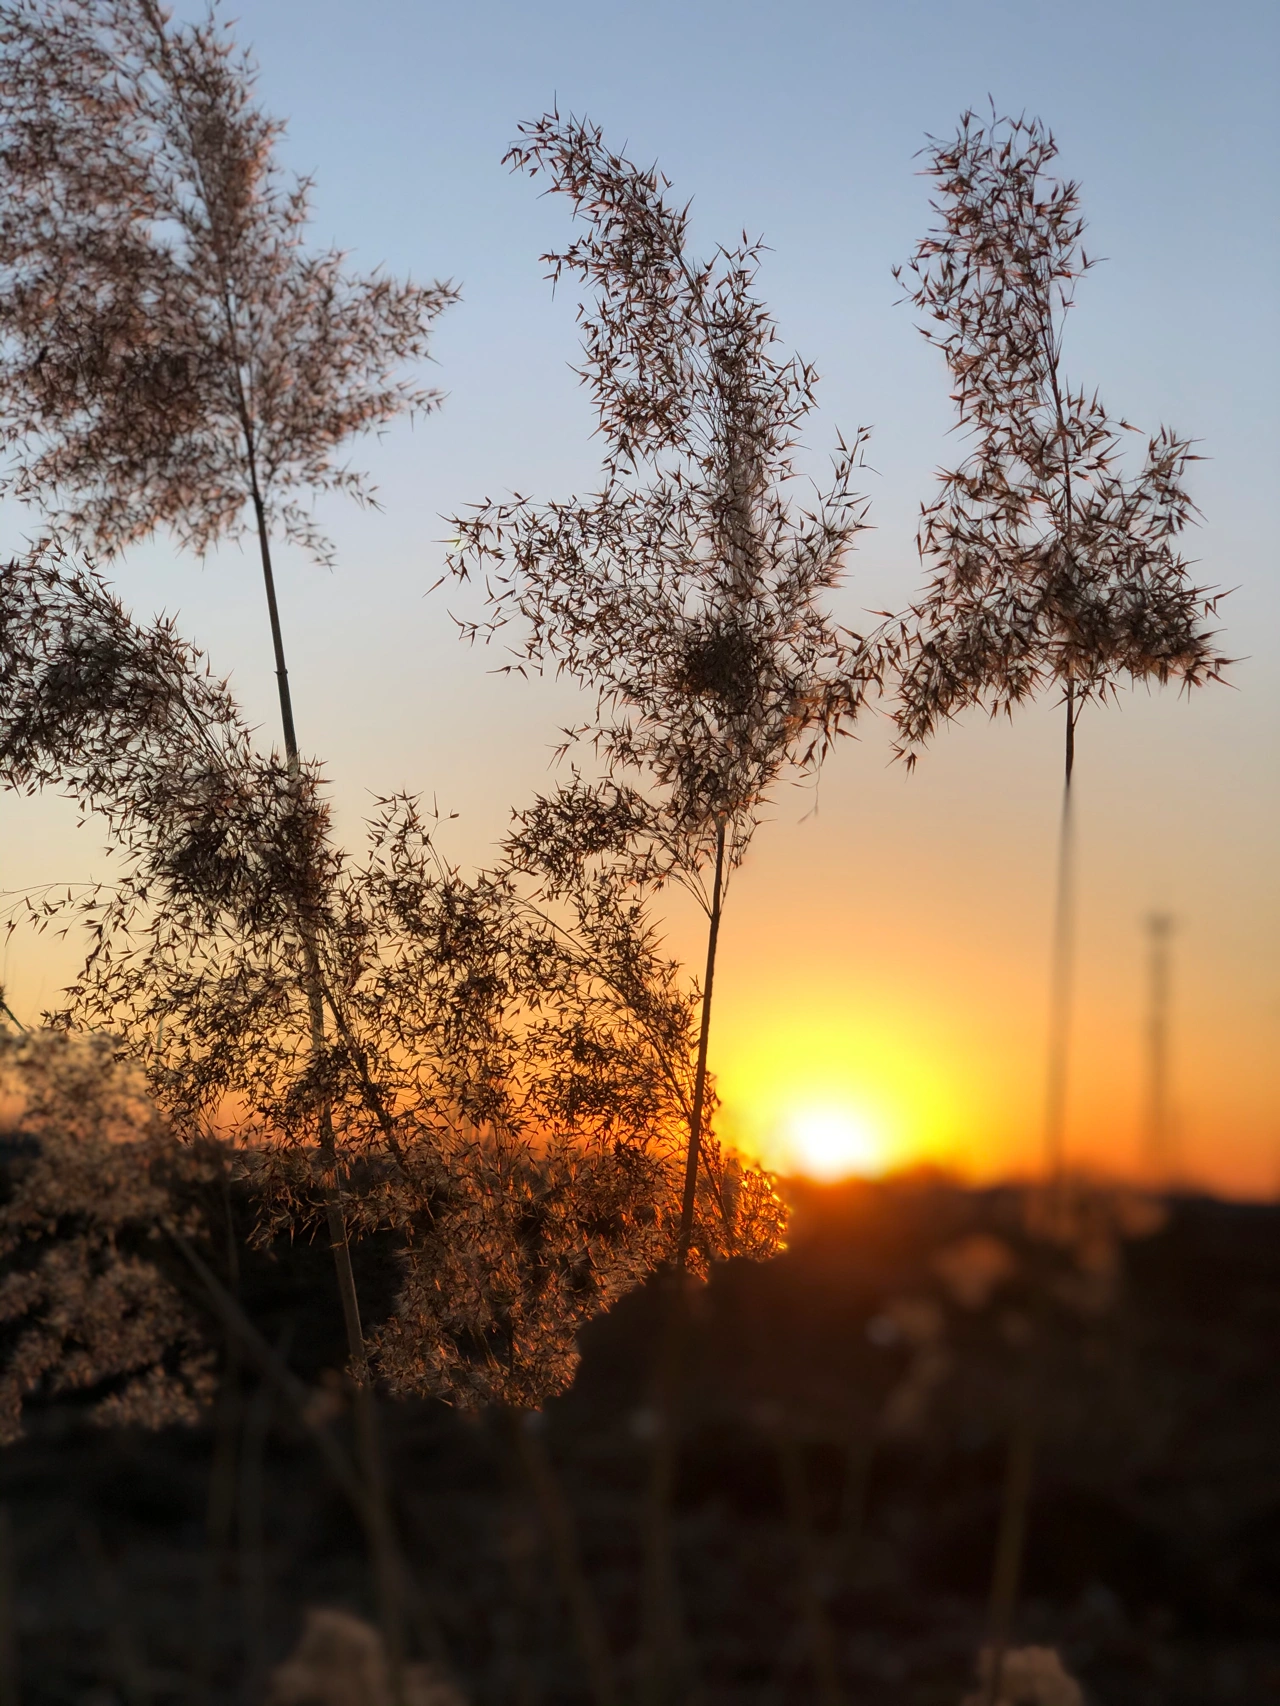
[0,543,770,1410]
[450,110,878,1270]
[449,108,877,1701]
[0,1026,214,1444]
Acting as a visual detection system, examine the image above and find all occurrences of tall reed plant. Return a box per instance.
[0,0,457,1428]
[450,111,879,1275]
[891,107,1228,1702]
[0,544,786,1692]
[449,110,881,1700]
[1,546,768,1411]
[0,14,457,1667]
[0,0,456,751]
[892,107,1226,1180]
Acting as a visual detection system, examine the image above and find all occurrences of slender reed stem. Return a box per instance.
[980,1364,1038,1706]
[1143,913,1176,1183]
[510,1413,620,1706]
[0,1507,17,1706]
[777,1420,845,1706]
[246,480,367,1369]
[251,491,300,770]
[982,686,1079,1701]
[247,491,405,1691]
[1043,684,1078,1183]
[238,1384,272,1696]
[353,1386,407,1700]
[676,819,726,1270]
[248,487,365,1344]
[641,817,727,1703]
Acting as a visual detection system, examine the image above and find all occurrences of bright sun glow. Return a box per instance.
[784,1106,887,1181]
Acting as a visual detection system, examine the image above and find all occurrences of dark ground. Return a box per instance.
[5,1176,1280,1705]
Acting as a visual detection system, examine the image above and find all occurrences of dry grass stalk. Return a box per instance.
[450,111,873,1694]
[892,110,1228,1703]
[892,104,1227,1181]
[450,111,879,1269]
[509,1411,620,1706]
[0,14,456,1152]
[0,544,769,1405]
[0,0,455,1356]
[0,11,456,1672]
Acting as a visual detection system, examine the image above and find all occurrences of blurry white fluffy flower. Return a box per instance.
[933,1234,1018,1310]
[962,1644,1084,1706]
[266,1608,467,1706]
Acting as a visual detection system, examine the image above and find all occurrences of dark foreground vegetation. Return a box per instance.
[4,1175,1278,1706]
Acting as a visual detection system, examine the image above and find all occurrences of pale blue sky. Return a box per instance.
[2,0,1277,1188]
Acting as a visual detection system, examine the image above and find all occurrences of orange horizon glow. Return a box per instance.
[706,947,1278,1199]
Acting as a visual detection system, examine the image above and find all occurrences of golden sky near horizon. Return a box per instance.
[3,654,1273,1197]
[0,0,1275,1196]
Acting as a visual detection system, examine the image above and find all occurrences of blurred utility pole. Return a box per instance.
[1143,913,1177,1184]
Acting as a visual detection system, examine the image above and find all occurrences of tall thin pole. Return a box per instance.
[1143,913,1176,1184]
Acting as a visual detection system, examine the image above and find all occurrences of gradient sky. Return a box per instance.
[2,0,1276,1192]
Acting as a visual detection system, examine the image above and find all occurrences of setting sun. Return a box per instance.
[707,996,963,1183]
[781,1106,888,1180]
